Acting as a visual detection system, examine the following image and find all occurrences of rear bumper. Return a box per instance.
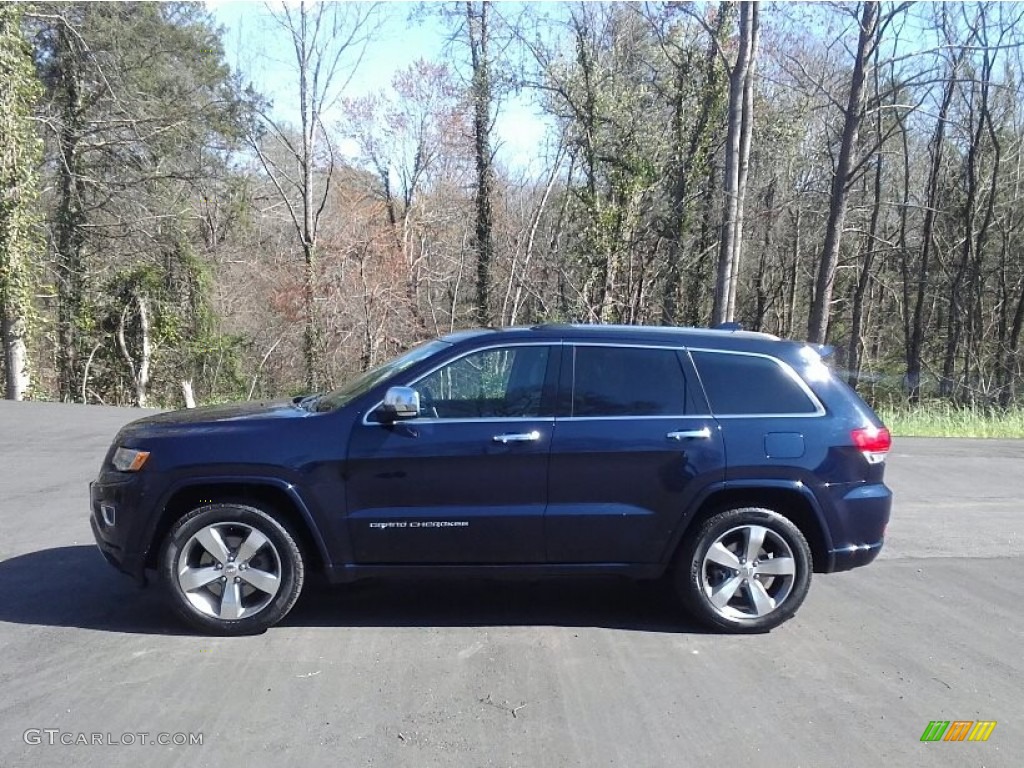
[829,539,884,571]
[825,482,892,572]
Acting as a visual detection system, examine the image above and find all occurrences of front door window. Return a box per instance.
[413,345,551,419]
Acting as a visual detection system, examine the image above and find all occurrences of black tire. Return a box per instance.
[160,503,304,635]
[674,507,811,633]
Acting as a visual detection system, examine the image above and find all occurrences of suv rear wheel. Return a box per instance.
[160,503,304,635]
[675,507,811,633]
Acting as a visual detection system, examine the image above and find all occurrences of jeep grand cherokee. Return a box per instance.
[90,324,893,635]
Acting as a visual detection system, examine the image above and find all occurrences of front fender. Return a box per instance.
[142,473,334,575]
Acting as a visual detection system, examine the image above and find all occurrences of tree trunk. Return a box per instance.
[0,4,39,401]
[848,53,886,389]
[783,206,801,339]
[54,19,87,402]
[753,179,775,332]
[713,1,758,325]
[895,83,912,396]
[906,56,958,400]
[1002,279,1024,407]
[182,379,196,409]
[302,240,319,392]
[685,157,721,327]
[467,1,495,327]
[964,82,1001,402]
[847,153,883,388]
[135,293,151,408]
[941,35,996,401]
[726,1,759,323]
[1,311,30,400]
[807,1,879,344]
[115,292,150,408]
[298,4,321,391]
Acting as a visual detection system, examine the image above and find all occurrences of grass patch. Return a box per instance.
[877,403,1024,438]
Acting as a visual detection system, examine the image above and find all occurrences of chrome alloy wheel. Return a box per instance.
[176,522,283,620]
[700,524,797,620]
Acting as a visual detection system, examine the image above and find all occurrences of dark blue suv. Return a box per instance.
[90,324,892,635]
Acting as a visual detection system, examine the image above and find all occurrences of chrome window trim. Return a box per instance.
[554,414,712,421]
[360,341,558,427]
[368,416,556,426]
[568,341,687,350]
[687,347,826,418]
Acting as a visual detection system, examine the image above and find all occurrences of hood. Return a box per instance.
[127,398,308,429]
[102,397,323,471]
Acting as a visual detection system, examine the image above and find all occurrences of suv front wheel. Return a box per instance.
[675,507,811,633]
[160,503,305,635]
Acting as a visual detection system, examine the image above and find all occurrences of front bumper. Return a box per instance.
[90,475,149,584]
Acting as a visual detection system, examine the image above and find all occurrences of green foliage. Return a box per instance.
[88,239,250,407]
[879,403,1024,439]
[30,2,259,405]
[545,4,733,323]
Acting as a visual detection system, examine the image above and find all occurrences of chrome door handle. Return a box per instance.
[493,430,541,444]
[666,427,711,441]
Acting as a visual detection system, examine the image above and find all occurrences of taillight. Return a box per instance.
[851,426,891,464]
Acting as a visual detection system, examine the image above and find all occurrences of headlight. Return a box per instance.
[112,447,151,472]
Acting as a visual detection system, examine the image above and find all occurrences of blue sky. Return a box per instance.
[208,0,552,174]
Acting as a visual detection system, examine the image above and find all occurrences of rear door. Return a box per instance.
[346,343,559,564]
[545,343,725,564]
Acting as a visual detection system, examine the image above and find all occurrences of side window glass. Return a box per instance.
[691,351,818,415]
[572,346,687,417]
[413,346,550,419]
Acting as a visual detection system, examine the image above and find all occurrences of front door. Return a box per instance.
[346,343,558,564]
[546,344,725,563]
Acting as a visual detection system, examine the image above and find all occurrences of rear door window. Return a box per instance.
[571,346,688,417]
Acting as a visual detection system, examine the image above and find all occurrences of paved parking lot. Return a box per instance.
[0,400,1020,767]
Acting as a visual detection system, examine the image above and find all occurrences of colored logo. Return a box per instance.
[920,721,996,742]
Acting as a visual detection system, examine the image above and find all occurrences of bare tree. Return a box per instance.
[344,59,471,339]
[806,1,882,344]
[905,22,965,399]
[251,1,377,391]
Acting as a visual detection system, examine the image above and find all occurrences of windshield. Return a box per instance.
[315,340,450,412]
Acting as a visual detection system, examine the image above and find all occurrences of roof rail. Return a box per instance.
[530,322,575,330]
[713,322,744,332]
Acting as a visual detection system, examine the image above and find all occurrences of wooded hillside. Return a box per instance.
[2,1,1023,409]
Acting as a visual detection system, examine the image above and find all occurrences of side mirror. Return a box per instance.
[380,386,420,420]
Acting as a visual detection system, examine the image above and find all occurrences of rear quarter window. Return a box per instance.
[691,350,819,416]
